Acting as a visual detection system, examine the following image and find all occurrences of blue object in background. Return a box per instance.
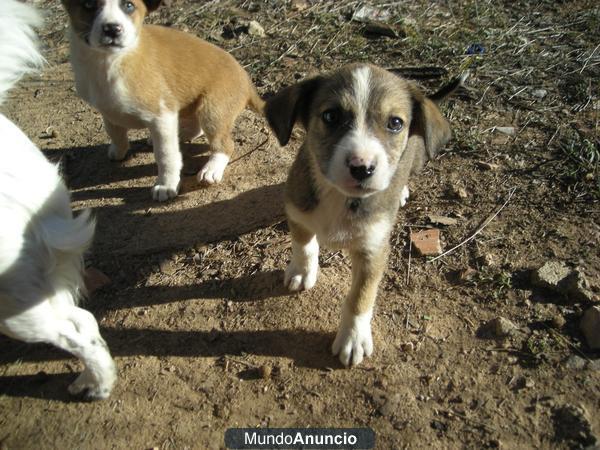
[466,43,485,55]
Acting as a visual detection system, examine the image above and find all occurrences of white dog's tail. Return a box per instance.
[42,209,96,254]
[0,0,44,105]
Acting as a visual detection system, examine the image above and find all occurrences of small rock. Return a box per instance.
[580,306,600,350]
[259,365,272,379]
[481,317,518,338]
[532,89,547,99]
[531,261,571,290]
[400,342,414,353]
[551,314,566,329]
[84,267,111,294]
[291,0,310,11]
[410,229,442,256]
[352,5,391,23]
[532,262,595,302]
[476,160,501,170]
[565,355,588,370]
[247,20,266,37]
[427,215,458,226]
[495,126,516,136]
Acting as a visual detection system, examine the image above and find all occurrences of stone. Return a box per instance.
[580,306,600,350]
[427,215,458,226]
[531,262,595,302]
[532,89,547,98]
[495,126,516,136]
[565,355,588,370]
[481,317,518,338]
[476,161,501,170]
[410,229,442,256]
[247,20,266,37]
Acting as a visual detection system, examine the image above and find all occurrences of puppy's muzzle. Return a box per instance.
[102,23,123,40]
[347,156,375,182]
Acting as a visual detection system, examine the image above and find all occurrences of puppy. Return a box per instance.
[266,64,465,366]
[0,0,116,400]
[61,0,265,201]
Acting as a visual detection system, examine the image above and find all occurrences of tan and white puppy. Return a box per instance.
[61,0,264,201]
[266,64,465,366]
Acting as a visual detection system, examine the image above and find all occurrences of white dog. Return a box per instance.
[0,0,116,400]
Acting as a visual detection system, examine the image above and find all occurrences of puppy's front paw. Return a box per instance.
[331,311,373,367]
[197,153,230,185]
[152,184,179,201]
[284,258,318,291]
[107,143,128,161]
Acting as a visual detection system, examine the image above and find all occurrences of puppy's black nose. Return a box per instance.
[349,164,375,181]
[102,23,123,38]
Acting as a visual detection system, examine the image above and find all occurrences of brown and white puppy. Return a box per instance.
[266,63,465,366]
[61,0,264,201]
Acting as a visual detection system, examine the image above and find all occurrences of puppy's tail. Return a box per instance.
[428,71,469,104]
[0,0,44,105]
[248,87,266,116]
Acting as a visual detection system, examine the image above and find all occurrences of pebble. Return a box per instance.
[410,228,442,256]
[247,20,266,37]
[532,89,547,98]
[483,317,518,338]
[551,314,566,329]
[495,126,516,136]
[580,306,600,350]
[259,365,272,379]
[427,215,458,226]
[531,262,594,302]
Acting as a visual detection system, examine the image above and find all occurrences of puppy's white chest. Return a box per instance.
[287,189,358,250]
[70,48,150,128]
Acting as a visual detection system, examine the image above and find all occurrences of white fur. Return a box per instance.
[352,66,371,125]
[89,0,138,51]
[198,152,230,185]
[0,0,44,105]
[400,184,409,207]
[331,306,373,367]
[0,1,116,400]
[150,108,182,201]
[285,235,319,291]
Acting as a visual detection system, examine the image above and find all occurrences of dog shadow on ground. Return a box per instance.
[0,326,336,401]
[0,139,345,400]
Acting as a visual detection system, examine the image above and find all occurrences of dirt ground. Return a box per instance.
[1,0,599,449]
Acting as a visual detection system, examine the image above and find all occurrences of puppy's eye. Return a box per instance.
[322,109,341,126]
[123,1,136,13]
[387,116,404,133]
[82,0,96,9]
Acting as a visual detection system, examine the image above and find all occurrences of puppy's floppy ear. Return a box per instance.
[409,84,451,162]
[143,0,170,12]
[265,76,322,146]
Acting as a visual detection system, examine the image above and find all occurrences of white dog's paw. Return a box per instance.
[400,185,410,207]
[284,258,318,291]
[197,153,229,185]
[107,143,128,161]
[331,311,373,367]
[151,183,179,201]
[68,363,116,401]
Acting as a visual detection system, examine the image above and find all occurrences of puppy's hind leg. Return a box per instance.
[103,116,129,161]
[197,118,235,185]
[149,110,182,201]
[285,220,319,291]
[0,297,116,400]
[332,240,389,367]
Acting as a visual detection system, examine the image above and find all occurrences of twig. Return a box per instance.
[230,135,270,164]
[406,226,412,286]
[580,42,599,74]
[428,187,517,263]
